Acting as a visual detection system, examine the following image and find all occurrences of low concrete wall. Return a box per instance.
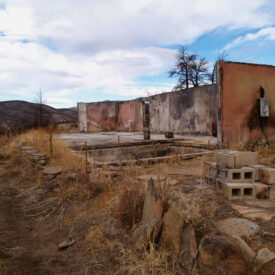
[149,85,217,135]
[217,61,275,146]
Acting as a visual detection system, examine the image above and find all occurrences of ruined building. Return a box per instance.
[78,61,275,147]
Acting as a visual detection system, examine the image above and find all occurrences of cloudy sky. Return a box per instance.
[0,0,275,108]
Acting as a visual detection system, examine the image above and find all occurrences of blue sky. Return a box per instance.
[0,0,274,108]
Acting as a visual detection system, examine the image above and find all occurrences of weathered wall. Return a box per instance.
[149,85,217,135]
[217,61,275,146]
[78,99,143,132]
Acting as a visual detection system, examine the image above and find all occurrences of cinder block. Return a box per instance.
[247,164,267,181]
[215,151,237,168]
[269,184,275,200]
[253,183,269,199]
[234,152,258,168]
[222,183,255,200]
[215,151,258,168]
[217,167,256,183]
[260,167,275,185]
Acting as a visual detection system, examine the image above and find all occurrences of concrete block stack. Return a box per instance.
[205,150,275,201]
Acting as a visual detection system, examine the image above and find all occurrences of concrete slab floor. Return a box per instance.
[59,132,217,147]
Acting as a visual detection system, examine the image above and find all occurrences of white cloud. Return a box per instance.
[224,27,275,50]
[0,0,274,107]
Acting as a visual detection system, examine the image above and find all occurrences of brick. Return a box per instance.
[253,183,269,199]
[247,164,267,181]
[222,183,255,200]
[260,167,275,185]
[215,151,258,169]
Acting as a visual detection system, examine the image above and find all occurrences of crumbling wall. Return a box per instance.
[149,85,217,135]
[78,85,217,134]
[217,61,275,146]
[78,100,143,132]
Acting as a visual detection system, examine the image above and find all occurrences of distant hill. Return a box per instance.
[0,100,77,129]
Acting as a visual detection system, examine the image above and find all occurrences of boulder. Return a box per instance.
[198,234,254,275]
[179,224,197,268]
[160,208,184,256]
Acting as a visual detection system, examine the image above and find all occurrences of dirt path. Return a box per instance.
[0,161,42,273]
[0,160,93,274]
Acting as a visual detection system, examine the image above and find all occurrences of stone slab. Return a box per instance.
[245,200,275,208]
[43,166,62,176]
[232,204,275,222]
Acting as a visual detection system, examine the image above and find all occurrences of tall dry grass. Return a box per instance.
[19,128,86,170]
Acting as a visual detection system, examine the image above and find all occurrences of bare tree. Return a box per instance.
[34,89,46,127]
[189,57,209,87]
[169,45,209,90]
[208,51,228,84]
[169,45,197,90]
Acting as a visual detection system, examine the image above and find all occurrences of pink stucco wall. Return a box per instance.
[217,61,275,146]
[85,99,143,132]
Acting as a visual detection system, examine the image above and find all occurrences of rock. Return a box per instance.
[215,218,259,238]
[58,238,75,250]
[43,166,62,176]
[198,234,254,275]
[168,179,180,186]
[136,178,162,244]
[179,224,197,268]
[160,208,184,256]
[38,159,47,165]
[252,248,275,274]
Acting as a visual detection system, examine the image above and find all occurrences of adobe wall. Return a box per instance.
[217,61,275,146]
[78,99,143,132]
[149,85,217,135]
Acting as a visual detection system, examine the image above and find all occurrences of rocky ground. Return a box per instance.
[0,136,275,274]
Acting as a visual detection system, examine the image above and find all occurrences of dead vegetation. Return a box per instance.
[0,130,275,274]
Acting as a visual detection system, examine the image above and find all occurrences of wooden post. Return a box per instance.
[118,135,122,168]
[85,141,88,174]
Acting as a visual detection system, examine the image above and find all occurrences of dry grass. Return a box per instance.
[117,188,144,230]
[18,128,86,170]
